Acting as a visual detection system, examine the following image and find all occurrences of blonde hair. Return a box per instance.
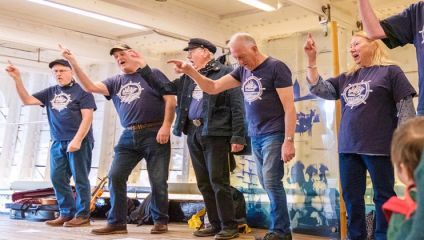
[347,31,396,74]
[391,117,424,180]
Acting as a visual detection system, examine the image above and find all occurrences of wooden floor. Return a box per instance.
[0,215,332,240]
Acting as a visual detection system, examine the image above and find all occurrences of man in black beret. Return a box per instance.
[137,37,246,239]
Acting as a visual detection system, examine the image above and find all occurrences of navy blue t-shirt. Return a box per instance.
[103,68,170,128]
[230,57,292,136]
[380,2,424,115]
[32,82,96,142]
[327,65,416,155]
[188,83,204,120]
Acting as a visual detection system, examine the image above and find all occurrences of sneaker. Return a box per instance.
[63,217,90,227]
[193,226,220,237]
[45,216,73,227]
[150,223,168,234]
[91,224,128,235]
[214,229,239,240]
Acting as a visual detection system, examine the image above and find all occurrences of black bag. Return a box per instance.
[231,186,247,224]
[7,202,59,221]
[127,193,153,225]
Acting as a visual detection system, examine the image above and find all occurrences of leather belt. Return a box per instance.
[126,122,162,131]
[191,119,202,127]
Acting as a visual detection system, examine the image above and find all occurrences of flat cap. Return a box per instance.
[183,38,216,54]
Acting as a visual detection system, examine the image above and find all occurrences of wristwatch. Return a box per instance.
[285,136,294,142]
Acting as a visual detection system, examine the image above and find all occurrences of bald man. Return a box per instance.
[168,33,296,240]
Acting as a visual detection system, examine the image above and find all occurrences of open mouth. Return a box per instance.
[352,53,360,61]
[118,60,126,66]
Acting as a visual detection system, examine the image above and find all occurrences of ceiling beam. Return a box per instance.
[0,12,114,63]
[285,0,357,29]
[49,0,233,48]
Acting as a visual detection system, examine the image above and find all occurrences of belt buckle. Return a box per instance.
[192,119,201,127]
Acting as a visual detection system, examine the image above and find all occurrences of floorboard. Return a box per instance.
[0,215,333,240]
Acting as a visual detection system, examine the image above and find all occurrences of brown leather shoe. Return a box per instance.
[91,224,128,235]
[45,216,73,226]
[63,217,90,227]
[150,223,168,234]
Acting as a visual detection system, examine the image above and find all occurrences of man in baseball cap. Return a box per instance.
[5,58,96,227]
[109,43,132,55]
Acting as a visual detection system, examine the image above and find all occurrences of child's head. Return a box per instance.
[391,117,424,186]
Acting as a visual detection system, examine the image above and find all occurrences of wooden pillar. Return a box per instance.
[330,20,347,239]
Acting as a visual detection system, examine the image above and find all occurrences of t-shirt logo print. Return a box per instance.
[117,81,144,104]
[51,91,72,112]
[419,25,424,44]
[242,75,265,104]
[342,80,373,109]
[192,84,203,101]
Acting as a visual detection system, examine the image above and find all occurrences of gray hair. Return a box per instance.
[228,32,257,47]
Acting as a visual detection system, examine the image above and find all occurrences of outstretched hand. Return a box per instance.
[167,59,193,74]
[304,33,317,60]
[5,60,21,80]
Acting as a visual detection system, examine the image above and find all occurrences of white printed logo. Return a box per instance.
[419,25,424,44]
[192,84,203,101]
[51,91,72,112]
[242,75,265,104]
[117,81,143,104]
[341,80,373,109]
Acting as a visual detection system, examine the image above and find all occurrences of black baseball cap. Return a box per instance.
[109,43,132,55]
[48,59,72,69]
[183,38,217,54]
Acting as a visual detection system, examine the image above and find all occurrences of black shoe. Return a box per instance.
[214,229,239,240]
[193,227,220,237]
[256,232,292,240]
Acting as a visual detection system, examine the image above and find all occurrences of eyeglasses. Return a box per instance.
[187,47,204,56]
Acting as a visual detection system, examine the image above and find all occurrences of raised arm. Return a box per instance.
[59,44,109,96]
[5,61,42,105]
[167,60,240,94]
[358,0,387,39]
[137,65,178,95]
[303,33,339,100]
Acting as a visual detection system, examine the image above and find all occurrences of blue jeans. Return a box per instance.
[50,138,93,218]
[251,133,291,237]
[107,128,170,226]
[339,154,396,240]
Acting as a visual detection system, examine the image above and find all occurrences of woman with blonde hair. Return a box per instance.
[304,31,416,240]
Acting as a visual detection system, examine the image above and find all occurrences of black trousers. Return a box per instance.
[187,124,237,230]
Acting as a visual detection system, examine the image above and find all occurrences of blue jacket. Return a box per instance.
[137,60,246,145]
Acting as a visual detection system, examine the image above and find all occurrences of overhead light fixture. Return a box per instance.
[27,0,149,31]
[238,0,277,12]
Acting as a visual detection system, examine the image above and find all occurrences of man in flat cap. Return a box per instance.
[168,33,296,240]
[137,37,246,240]
[5,59,96,227]
[59,44,176,235]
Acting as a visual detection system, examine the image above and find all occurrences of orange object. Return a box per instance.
[90,176,108,212]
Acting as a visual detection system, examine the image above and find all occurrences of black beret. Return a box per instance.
[183,38,217,54]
